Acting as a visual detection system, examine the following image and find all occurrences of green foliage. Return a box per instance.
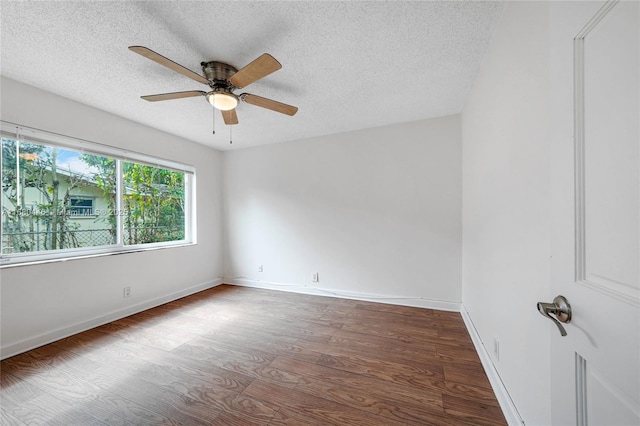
[80,154,117,232]
[1,138,46,208]
[78,155,185,244]
[122,162,185,244]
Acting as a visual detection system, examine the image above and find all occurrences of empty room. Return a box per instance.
[1,1,638,425]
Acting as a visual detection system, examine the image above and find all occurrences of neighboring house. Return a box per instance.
[19,170,112,230]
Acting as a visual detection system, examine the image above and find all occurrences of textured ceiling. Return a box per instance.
[1,1,504,151]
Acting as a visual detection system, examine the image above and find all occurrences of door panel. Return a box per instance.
[586,362,640,425]
[580,0,639,303]
[550,1,639,425]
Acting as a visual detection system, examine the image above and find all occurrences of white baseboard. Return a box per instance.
[460,304,525,426]
[0,278,223,360]
[227,278,461,312]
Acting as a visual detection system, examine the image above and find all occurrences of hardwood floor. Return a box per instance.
[1,285,507,425]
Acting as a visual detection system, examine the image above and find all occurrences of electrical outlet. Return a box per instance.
[123,286,131,298]
[493,338,500,361]
[258,264,263,272]
[312,272,319,282]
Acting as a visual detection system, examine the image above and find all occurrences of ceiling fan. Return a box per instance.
[128,46,298,126]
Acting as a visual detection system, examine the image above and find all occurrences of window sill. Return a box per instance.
[0,242,196,269]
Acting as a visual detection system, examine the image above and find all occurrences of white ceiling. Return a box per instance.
[0,1,504,151]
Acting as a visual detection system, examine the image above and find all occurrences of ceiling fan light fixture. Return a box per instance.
[206,89,238,111]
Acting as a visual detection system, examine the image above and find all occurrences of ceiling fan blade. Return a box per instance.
[129,46,208,85]
[221,108,239,125]
[140,91,206,102]
[241,93,298,116]
[229,53,282,89]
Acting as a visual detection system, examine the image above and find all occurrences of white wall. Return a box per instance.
[0,77,224,358]
[223,115,462,309]
[462,2,551,424]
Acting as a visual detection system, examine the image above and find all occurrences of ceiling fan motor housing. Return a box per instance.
[201,61,238,88]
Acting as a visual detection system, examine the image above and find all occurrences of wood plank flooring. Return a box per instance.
[0,284,507,425]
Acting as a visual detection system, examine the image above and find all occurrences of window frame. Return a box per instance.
[1,121,197,267]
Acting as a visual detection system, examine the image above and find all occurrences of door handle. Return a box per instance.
[537,295,572,336]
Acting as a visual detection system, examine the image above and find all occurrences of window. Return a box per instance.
[122,162,186,245]
[69,196,96,216]
[1,122,195,264]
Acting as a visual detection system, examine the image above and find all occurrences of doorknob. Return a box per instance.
[537,295,572,336]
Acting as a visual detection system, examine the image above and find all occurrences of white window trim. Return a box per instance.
[0,121,197,267]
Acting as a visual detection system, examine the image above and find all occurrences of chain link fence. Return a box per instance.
[2,226,184,254]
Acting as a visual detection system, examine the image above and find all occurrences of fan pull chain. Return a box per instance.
[229,125,233,145]
[212,108,216,135]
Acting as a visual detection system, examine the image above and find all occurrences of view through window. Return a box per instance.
[1,126,194,263]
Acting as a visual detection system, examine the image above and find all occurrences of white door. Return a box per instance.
[548,1,639,425]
